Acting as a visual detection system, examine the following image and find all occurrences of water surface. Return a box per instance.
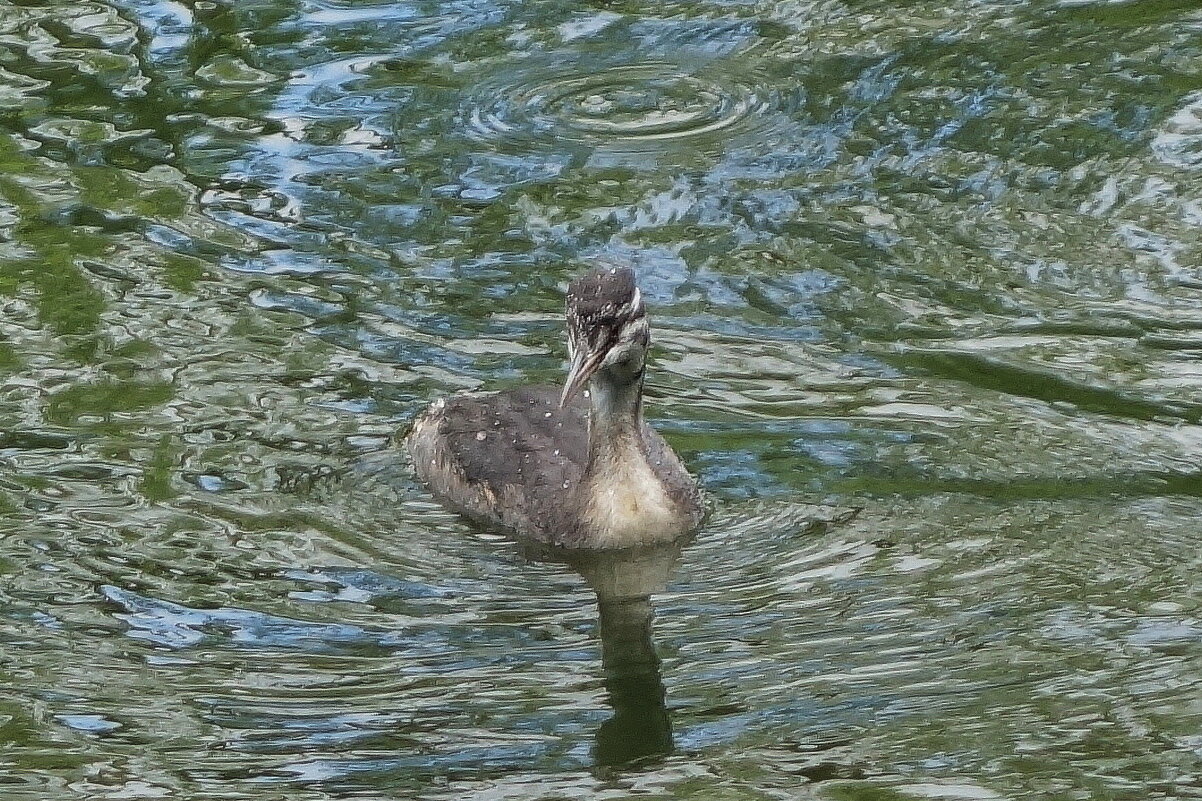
[2,0,1202,798]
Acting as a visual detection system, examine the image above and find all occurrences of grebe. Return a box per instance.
[406,266,703,548]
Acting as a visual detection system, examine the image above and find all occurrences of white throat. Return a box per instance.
[579,372,684,547]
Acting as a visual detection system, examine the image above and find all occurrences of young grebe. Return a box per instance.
[406,266,703,548]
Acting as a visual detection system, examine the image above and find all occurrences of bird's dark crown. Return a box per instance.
[566,266,644,341]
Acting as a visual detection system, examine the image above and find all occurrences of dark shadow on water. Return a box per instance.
[594,595,672,767]
[523,538,687,770]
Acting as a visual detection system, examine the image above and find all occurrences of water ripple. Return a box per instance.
[460,62,790,151]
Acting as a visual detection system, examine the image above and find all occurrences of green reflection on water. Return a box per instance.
[0,0,1200,798]
[46,380,174,425]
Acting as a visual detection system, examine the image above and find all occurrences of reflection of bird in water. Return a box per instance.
[544,539,685,767]
[407,266,703,548]
[595,594,672,766]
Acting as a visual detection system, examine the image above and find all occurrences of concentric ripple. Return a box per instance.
[462,63,781,148]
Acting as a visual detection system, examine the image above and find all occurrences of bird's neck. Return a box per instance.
[578,369,686,547]
[585,369,646,469]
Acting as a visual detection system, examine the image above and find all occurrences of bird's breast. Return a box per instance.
[582,455,687,548]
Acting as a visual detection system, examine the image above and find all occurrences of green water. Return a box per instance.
[1,0,1201,797]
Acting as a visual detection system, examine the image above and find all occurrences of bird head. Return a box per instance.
[560,266,649,407]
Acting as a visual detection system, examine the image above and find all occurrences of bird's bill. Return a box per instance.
[559,347,607,407]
